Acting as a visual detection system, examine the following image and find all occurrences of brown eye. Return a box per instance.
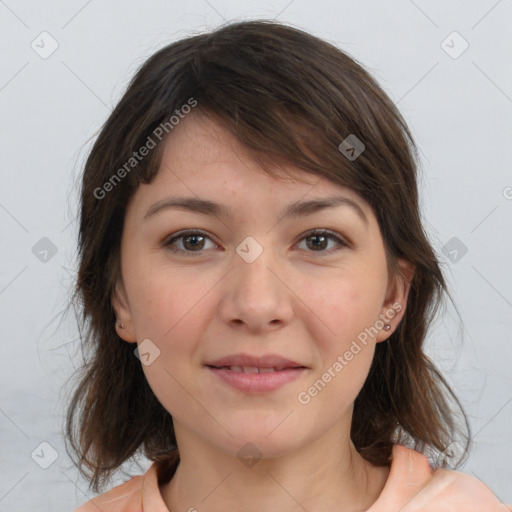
[163,228,348,257]
[297,230,348,253]
[164,230,218,255]
[181,234,206,251]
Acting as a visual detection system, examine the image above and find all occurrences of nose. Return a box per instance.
[218,239,294,334]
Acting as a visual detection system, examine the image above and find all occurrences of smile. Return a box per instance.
[211,365,299,373]
[206,365,307,393]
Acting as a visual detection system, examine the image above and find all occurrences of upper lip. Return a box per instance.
[205,353,307,369]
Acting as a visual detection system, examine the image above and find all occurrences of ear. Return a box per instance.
[111,279,137,343]
[375,259,415,343]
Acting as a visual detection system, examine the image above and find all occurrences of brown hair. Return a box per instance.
[64,19,470,493]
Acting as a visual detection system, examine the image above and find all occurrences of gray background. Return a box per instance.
[0,0,511,510]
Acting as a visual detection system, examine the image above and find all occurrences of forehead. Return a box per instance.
[158,111,313,187]
[156,111,366,201]
[125,110,376,228]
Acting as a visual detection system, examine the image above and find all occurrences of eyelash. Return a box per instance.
[163,229,349,257]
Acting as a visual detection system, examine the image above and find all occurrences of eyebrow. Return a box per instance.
[143,195,368,225]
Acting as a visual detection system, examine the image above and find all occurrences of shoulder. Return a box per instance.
[376,445,510,511]
[74,472,145,512]
[419,468,510,511]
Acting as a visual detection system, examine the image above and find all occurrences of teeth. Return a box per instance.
[242,366,259,374]
[227,366,279,373]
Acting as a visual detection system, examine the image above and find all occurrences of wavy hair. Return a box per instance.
[64,19,470,493]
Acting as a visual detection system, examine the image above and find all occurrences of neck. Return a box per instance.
[159,425,389,512]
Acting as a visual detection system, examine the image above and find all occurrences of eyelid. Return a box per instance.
[163,228,350,255]
[163,229,221,256]
[296,228,350,247]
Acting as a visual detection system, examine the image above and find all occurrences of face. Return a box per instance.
[112,111,412,459]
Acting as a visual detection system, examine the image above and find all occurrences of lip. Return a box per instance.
[206,366,307,393]
[205,353,308,394]
[205,353,306,369]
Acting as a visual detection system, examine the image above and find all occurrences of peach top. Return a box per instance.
[75,444,510,511]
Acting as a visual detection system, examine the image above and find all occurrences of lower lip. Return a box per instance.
[206,366,307,393]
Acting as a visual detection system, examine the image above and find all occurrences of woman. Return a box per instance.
[66,19,509,511]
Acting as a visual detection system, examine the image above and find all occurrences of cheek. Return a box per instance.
[299,282,379,411]
[125,258,210,341]
[305,272,384,345]
[127,266,211,419]
[297,267,386,402]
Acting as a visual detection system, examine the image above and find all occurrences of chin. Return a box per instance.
[212,416,309,459]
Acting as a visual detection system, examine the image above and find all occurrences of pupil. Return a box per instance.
[184,235,204,250]
[308,235,327,250]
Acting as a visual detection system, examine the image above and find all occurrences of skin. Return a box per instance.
[113,110,414,512]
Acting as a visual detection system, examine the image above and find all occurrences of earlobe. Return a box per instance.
[376,259,415,343]
[112,281,137,343]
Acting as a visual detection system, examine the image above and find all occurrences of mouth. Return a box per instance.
[205,365,307,373]
[205,353,308,370]
[206,366,307,394]
[204,354,308,393]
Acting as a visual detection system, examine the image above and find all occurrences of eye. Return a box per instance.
[163,228,349,257]
[164,230,219,256]
[295,229,349,253]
